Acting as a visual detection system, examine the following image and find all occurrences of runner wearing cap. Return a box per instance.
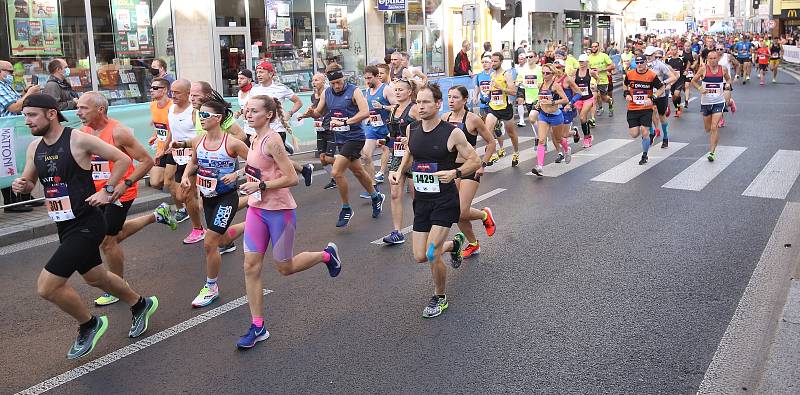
[235,69,254,144]
[574,54,599,148]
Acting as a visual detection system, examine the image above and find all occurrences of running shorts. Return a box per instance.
[701,103,725,116]
[365,128,389,141]
[488,106,514,121]
[769,59,780,67]
[538,110,564,126]
[155,153,174,168]
[46,209,106,278]
[626,109,653,128]
[575,97,594,110]
[243,206,295,262]
[412,193,460,233]
[337,140,365,161]
[758,63,768,71]
[737,56,751,64]
[458,163,481,183]
[654,96,669,116]
[316,130,336,157]
[174,164,187,183]
[672,77,686,91]
[102,199,134,236]
[562,109,577,125]
[597,84,609,95]
[524,102,538,115]
[203,190,239,235]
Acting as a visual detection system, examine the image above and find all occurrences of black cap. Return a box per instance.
[22,94,68,122]
[238,69,253,80]
[634,55,647,64]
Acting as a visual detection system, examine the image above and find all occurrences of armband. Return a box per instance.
[569,93,582,105]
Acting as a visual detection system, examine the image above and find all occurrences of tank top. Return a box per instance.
[408,120,458,199]
[770,43,782,58]
[168,103,197,166]
[310,92,329,132]
[324,83,363,143]
[365,83,390,135]
[488,70,509,111]
[700,65,725,106]
[80,119,137,202]
[244,131,297,211]
[575,68,592,100]
[35,128,96,223]
[195,133,238,198]
[446,111,475,147]
[475,71,492,108]
[150,99,171,153]
[390,66,406,81]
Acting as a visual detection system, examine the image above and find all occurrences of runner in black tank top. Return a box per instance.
[390,83,480,318]
[14,94,158,360]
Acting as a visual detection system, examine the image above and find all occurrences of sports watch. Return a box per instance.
[104,184,115,194]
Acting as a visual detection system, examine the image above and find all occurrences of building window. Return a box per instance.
[250,0,314,91]
[312,0,367,86]
[215,0,246,27]
[530,13,556,53]
[424,0,445,76]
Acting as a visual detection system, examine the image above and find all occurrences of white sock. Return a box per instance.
[517,104,526,125]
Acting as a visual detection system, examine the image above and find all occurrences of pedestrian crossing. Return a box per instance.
[662,146,747,191]
[592,143,690,184]
[742,150,800,200]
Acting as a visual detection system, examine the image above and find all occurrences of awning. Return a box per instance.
[563,9,619,16]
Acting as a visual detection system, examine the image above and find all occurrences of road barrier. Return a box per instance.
[784,45,800,64]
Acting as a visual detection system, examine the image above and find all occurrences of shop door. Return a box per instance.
[407,27,425,72]
[214,28,252,97]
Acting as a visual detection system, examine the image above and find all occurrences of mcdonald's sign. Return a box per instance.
[783,8,799,18]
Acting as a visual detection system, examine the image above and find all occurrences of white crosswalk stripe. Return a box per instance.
[742,150,800,200]
[537,138,635,178]
[482,137,537,173]
[662,146,747,191]
[591,142,689,184]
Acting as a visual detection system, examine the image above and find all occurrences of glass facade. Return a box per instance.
[312,0,367,86]
[381,0,447,77]
[1,0,175,106]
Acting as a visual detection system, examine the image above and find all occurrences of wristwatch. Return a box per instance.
[455,168,462,179]
[123,179,134,187]
[104,184,115,194]
[258,181,267,191]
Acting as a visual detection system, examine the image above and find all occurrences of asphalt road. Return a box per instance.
[2,70,799,394]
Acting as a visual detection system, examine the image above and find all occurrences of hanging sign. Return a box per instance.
[6,0,63,56]
[377,0,405,11]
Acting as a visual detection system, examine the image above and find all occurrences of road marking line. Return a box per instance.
[742,150,800,200]
[591,142,689,184]
[483,137,542,173]
[15,289,273,395]
[662,146,747,191]
[370,188,506,245]
[697,202,800,394]
[0,234,59,257]
[533,138,634,178]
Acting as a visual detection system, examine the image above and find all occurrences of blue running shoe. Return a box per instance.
[237,323,270,350]
[336,207,353,227]
[324,242,341,277]
[382,230,405,245]
[67,316,108,360]
[371,193,385,218]
[301,164,313,186]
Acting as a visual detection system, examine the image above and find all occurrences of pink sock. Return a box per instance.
[322,251,331,263]
[537,145,545,167]
[560,138,569,152]
[252,316,264,328]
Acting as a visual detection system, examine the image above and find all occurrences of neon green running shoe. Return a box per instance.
[94,293,119,306]
[155,203,177,231]
[422,295,448,318]
[450,232,466,269]
[67,316,108,359]
[707,151,716,162]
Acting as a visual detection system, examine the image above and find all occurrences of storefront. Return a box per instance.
[378,0,447,77]
[1,0,176,105]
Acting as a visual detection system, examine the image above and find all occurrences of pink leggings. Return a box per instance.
[243,207,296,262]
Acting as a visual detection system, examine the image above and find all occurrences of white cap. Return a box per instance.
[578,54,589,62]
[644,46,658,56]
[554,59,566,66]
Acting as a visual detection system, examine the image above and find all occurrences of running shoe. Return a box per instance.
[323,178,337,190]
[371,193,385,218]
[482,207,496,237]
[730,99,737,113]
[772,78,777,83]
[511,152,519,167]
[488,153,500,164]
[174,208,189,223]
[183,228,205,244]
[192,284,219,308]
[608,100,614,117]
[654,129,661,138]
[554,153,565,164]
[572,127,580,143]
[94,293,119,306]
[154,203,177,231]
[450,232,465,269]
[565,146,572,164]
[336,207,354,227]
[323,242,341,277]
[588,118,596,128]
[498,148,506,158]
[382,230,406,245]
[67,316,108,360]
[374,172,385,184]
[661,139,669,149]
[462,241,481,258]
[301,164,313,187]
[531,165,543,176]
[422,295,448,318]
[596,106,604,116]
[237,323,270,350]
[219,243,236,255]
[517,121,526,127]
[359,191,371,199]
[129,296,158,338]
[707,151,716,162]
[760,80,765,86]
[675,108,682,118]
[665,105,671,118]
[639,154,648,165]
[719,118,726,128]
[583,136,591,148]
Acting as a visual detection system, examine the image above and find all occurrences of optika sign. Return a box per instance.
[0,127,17,177]
[377,0,405,11]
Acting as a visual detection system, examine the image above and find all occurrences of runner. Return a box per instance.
[304,73,337,189]
[691,49,732,162]
[189,81,247,142]
[76,91,176,306]
[380,78,418,245]
[734,35,754,84]
[553,59,582,163]
[235,94,342,349]
[146,77,172,191]
[442,85,497,258]
[300,63,385,227]
[573,54,599,148]
[485,52,520,166]
[682,41,698,109]
[623,55,665,166]
[375,63,393,182]
[645,47,678,148]
[234,69,254,145]
[588,42,615,118]
[180,100,250,308]
[531,64,570,176]
[769,39,783,83]
[389,82,480,318]
[517,50,543,145]
[473,56,493,119]
[755,39,771,85]
[666,45,688,118]
[13,94,158,359]
[360,65,394,192]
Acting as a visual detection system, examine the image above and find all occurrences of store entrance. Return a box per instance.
[214,28,252,97]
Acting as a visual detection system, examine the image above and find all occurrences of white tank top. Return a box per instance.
[167,104,197,142]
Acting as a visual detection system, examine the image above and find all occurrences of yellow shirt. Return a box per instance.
[488,70,510,111]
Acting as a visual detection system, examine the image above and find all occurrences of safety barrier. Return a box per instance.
[784,45,800,64]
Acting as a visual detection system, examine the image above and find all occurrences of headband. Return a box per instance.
[326,70,344,81]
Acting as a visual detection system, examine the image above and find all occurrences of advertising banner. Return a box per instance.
[6,0,63,56]
[377,0,405,11]
[111,0,155,56]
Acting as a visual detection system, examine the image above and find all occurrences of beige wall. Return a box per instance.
[171,0,215,85]
[366,0,387,64]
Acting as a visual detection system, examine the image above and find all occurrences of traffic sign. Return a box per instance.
[462,4,479,26]
[767,20,776,29]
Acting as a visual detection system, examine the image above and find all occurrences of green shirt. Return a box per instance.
[515,64,543,104]
[588,52,613,85]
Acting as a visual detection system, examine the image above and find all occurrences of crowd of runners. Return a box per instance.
[9,30,792,359]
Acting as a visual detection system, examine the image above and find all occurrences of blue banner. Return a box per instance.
[377,0,405,11]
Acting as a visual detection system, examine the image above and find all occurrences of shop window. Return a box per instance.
[1,0,93,99]
[424,0,445,76]
[312,0,367,87]
[90,0,175,105]
[250,0,314,92]
[383,10,406,54]
[215,0,246,27]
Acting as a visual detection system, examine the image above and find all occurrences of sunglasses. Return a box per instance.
[526,56,535,58]
[149,86,165,90]
[543,71,553,75]
[198,111,221,120]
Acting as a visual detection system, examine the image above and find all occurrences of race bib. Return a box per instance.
[632,94,648,105]
[90,156,111,181]
[758,54,767,60]
[524,75,537,89]
[155,123,168,142]
[412,162,440,193]
[579,86,590,96]
[490,90,504,106]
[331,117,349,132]
[538,93,553,104]
[173,147,192,165]
[196,167,219,197]
[703,83,721,97]
[393,139,405,157]
[479,81,491,95]
[245,165,262,201]
[369,111,384,127]
[771,53,781,59]
[45,184,75,222]
[313,120,325,132]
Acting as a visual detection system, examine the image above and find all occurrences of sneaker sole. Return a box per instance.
[219,246,237,255]
[383,238,406,245]
[237,331,270,350]
[192,294,219,308]
[175,215,189,224]
[483,207,496,237]
[68,316,109,360]
[422,304,448,319]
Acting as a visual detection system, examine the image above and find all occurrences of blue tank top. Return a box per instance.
[196,133,238,197]
[325,83,363,143]
[364,83,390,136]
[475,71,492,109]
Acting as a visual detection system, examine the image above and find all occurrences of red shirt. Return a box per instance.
[756,47,770,64]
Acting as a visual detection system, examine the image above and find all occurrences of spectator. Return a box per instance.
[453,40,473,76]
[514,40,528,61]
[149,58,175,86]
[481,41,492,59]
[43,58,78,110]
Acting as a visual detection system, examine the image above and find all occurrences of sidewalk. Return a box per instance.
[757,261,800,393]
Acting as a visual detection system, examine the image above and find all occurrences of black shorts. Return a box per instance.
[317,131,336,156]
[459,171,481,183]
[412,193,461,233]
[174,164,187,183]
[155,153,174,168]
[46,210,106,278]
[597,84,609,95]
[102,199,134,236]
[202,190,239,235]
[337,140,365,161]
[654,96,669,116]
[626,109,653,128]
[737,57,751,64]
[488,105,514,121]
[672,77,686,91]
[516,87,525,98]
[757,63,768,71]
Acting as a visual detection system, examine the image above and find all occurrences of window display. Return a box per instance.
[250,0,314,91]
[313,0,366,86]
